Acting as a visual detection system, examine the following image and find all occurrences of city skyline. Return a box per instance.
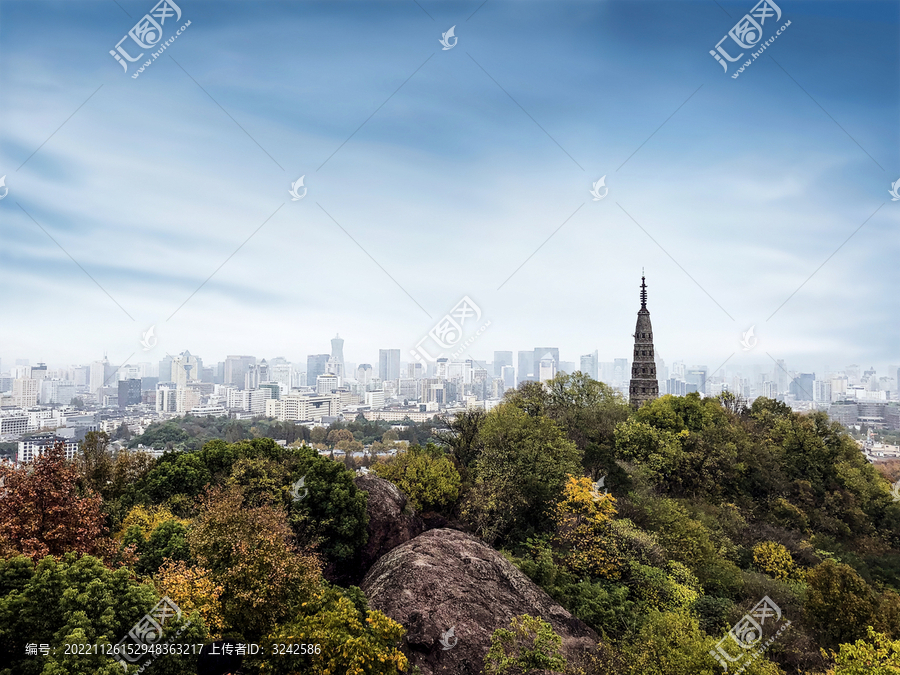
[1,2,897,371]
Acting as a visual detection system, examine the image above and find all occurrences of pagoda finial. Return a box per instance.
[640,273,647,310]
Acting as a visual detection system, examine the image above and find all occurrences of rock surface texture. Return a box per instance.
[361,528,599,675]
[352,473,425,580]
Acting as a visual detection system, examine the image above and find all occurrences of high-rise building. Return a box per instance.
[224,355,256,389]
[379,349,401,382]
[790,373,815,401]
[317,374,339,395]
[775,360,788,395]
[171,350,201,389]
[357,364,373,386]
[90,356,115,396]
[40,379,76,405]
[306,354,330,389]
[493,351,514,379]
[580,352,599,380]
[118,379,142,408]
[331,334,345,369]
[814,379,832,404]
[501,365,516,390]
[257,359,269,383]
[326,357,344,386]
[533,348,559,383]
[517,351,532,384]
[259,382,280,401]
[158,355,174,384]
[628,274,659,408]
[269,358,293,390]
[538,354,557,383]
[613,358,629,388]
[13,378,39,407]
[685,367,708,395]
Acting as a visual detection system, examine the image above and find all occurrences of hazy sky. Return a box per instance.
[1,0,898,375]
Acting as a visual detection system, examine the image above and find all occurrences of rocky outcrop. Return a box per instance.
[361,528,599,675]
[352,473,425,580]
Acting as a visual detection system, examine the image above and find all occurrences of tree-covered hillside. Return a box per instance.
[1,373,898,674]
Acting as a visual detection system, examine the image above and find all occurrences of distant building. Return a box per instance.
[667,378,687,397]
[517,351,532,385]
[307,354,330,390]
[813,379,832,404]
[379,349,401,382]
[40,379,76,405]
[790,373,815,402]
[493,351,513,379]
[118,379,142,408]
[0,412,31,436]
[829,401,858,426]
[316,374,339,395]
[501,365,516,390]
[266,393,342,422]
[357,364,373,386]
[12,378,39,408]
[226,388,271,415]
[17,433,79,463]
[365,390,386,408]
[629,274,659,408]
[259,382,280,401]
[533,348,559,384]
[580,351,599,380]
[685,367,708,396]
[331,334,345,370]
[171,351,201,389]
[538,354,557,383]
[224,355,256,389]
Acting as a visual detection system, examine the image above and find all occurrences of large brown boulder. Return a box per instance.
[361,528,598,674]
[352,473,425,579]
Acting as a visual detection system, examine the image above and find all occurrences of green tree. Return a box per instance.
[141,451,212,505]
[462,403,582,545]
[542,371,630,476]
[75,431,114,497]
[806,560,876,648]
[257,583,407,675]
[228,456,291,507]
[483,614,567,675]
[832,626,900,675]
[327,429,354,448]
[620,610,781,675]
[502,381,549,418]
[112,421,132,442]
[130,420,189,449]
[285,444,370,572]
[310,426,327,447]
[0,553,203,675]
[121,518,192,577]
[188,484,321,640]
[435,408,486,468]
[371,443,461,512]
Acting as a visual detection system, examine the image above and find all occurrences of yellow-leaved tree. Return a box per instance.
[752,541,796,580]
[553,475,618,579]
[155,559,226,639]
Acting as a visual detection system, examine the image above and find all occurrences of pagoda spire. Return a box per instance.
[640,271,647,310]
[629,272,659,408]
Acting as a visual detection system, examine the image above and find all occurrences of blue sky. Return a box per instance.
[0,0,897,376]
